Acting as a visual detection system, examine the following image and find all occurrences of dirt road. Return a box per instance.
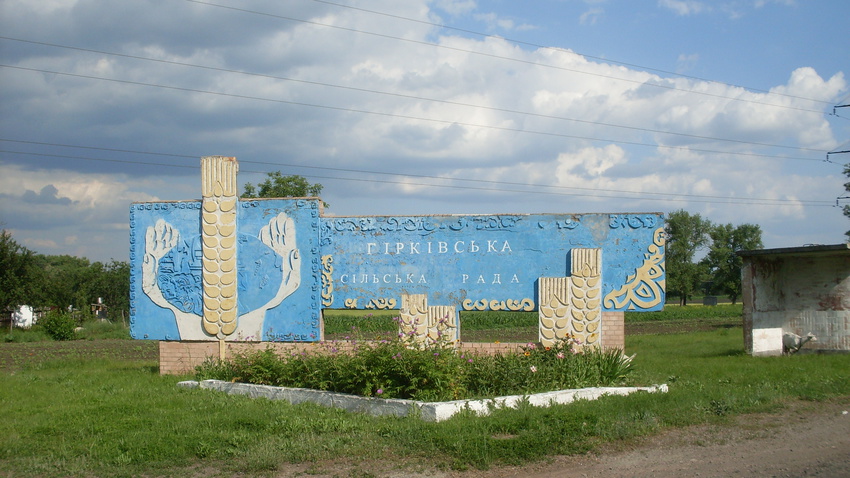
[456,398,850,478]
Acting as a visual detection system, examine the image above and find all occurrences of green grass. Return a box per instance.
[322,309,398,336]
[625,303,743,322]
[4,318,131,343]
[2,327,848,477]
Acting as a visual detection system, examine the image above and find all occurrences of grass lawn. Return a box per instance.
[1,308,848,476]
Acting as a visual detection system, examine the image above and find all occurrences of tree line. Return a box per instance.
[2,173,768,322]
[665,209,763,305]
[0,173,324,323]
[1,230,129,321]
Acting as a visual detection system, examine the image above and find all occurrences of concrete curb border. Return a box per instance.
[178,380,668,421]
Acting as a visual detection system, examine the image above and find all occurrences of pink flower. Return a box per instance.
[556,352,565,359]
[376,389,383,395]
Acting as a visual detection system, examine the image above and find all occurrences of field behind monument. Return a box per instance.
[1,308,849,477]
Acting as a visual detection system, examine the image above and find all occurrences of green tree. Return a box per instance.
[665,210,711,306]
[242,172,325,204]
[93,260,131,320]
[0,230,35,312]
[33,254,95,310]
[701,223,763,304]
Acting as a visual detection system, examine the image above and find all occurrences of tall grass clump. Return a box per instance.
[74,318,131,340]
[197,324,634,401]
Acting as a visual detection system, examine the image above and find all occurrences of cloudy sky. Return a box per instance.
[1,0,848,263]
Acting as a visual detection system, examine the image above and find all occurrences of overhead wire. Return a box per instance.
[0,139,836,206]
[0,148,833,207]
[0,36,828,156]
[1,2,844,210]
[183,0,833,115]
[309,0,834,106]
[0,64,829,164]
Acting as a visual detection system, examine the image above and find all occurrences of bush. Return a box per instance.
[36,310,77,341]
[196,328,635,401]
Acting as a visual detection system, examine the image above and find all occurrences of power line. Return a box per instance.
[0,144,835,207]
[0,64,829,164]
[183,0,831,115]
[0,36,826,156]
[309,0,834,107]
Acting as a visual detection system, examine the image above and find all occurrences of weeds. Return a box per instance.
[197,327,634,401]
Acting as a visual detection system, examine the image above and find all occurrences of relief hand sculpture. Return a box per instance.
[234,212,302,339]
[142,212,302,341]
[142,219,178,297]
[141,220,209,339]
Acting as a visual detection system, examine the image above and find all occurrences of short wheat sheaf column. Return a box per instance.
[200,156,239,340]
[538,248,602,348]
[399,294,458,347]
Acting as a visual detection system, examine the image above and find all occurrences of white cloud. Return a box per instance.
[580,8,605,25]
[473,12,536,32]
[676,53,699,73]
[435,0,477,17]
[658,0,708,16]
[0,0,846,260]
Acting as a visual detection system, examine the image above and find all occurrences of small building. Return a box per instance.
[740,243,850,356]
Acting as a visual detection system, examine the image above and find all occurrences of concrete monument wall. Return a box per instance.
[130,157,664,355]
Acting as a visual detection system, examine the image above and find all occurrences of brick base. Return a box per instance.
[600,311,625,350]
[160,313,627,375]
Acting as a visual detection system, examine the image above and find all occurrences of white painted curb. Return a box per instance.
[178,380,668,422]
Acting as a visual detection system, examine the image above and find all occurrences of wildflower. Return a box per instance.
[433,352,440,356]
[545,346,551,351]
[467,359,473,363]
[376,389,383,395]
[556,352,565,359]
[524,351,531,357]
[494,340,501,344]
[530,366,537,373]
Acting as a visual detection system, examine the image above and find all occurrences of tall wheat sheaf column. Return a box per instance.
[200,156,239,347]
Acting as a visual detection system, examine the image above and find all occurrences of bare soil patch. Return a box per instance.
[0,339,158,372]
[458,397,850,478]
[277,397,850,478]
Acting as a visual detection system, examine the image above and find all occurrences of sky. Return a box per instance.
[1,0,848,263]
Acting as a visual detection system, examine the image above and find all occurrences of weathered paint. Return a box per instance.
[130,198,322,342]
[130,157,665,342]
[741,245,850,355]
[319,213,663,312]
